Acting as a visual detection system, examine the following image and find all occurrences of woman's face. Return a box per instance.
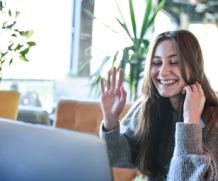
[150,39,188,99]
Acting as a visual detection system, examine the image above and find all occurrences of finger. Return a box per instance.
[182,87,186,94]
[107,70,111,91]
[195,82,203,94]
[190,84,197,93]
[120,86,127,104]
[182,85,192,94]
[202,89,205,96]
[100,78,105,93]
[111,67,117,89]
[117,69,123,88]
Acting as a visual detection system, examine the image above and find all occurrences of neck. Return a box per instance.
[169,94,183,112]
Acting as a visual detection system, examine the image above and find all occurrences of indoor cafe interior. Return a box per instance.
[0,0,218,180]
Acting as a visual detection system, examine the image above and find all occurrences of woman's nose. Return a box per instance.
[159,63,170,76]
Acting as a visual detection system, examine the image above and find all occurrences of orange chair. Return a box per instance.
[54,98,143,181]
[0,91,20,120]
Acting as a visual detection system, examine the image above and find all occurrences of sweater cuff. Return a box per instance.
[174,122,203,156]
[99,121,120,141]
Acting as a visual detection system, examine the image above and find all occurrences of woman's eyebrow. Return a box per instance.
[168,54,177,58]
[152,54,177,59]
[152,56,161,59]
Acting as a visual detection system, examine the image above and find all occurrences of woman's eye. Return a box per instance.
[152,62,161,65]
[171,61,178,65]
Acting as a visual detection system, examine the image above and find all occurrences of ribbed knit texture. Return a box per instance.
[100,101,218,181]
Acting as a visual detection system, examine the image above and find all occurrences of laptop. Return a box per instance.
[0,118,113,181]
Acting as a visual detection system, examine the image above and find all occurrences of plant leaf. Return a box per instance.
[19,54,29,62]
[8,9,11,16]
[26,30,34,38]
[14,44,20,51]
[78,56,93,73]
[0,1,3,11]
[148,0,166,28]
[9,58,13,65]
[19,31,25,36]
[115,0,134,43]
[93,76,101,97]
[1,58,6,64]
[116,17,133,42]
[120,47,132,80]
[5,21,16,29]
[8,43,14,50]
[129,0,137,39]
[140,0,152,38]
[15,10,20,18]
[3,21,7,26]
[111,51,119,68]
[1,52,7,58]
[84,45,92,53]
[20,48,29,55]
[27,41,36,46]
[83,8,118,33]
[142,39,149,50]
[90,56,110,79]
[88,75,101,98]
[115,0,126,26]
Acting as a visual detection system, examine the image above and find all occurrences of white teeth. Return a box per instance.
[160,80,177,85]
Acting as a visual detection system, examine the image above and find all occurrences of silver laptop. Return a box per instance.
[0,118,113,181]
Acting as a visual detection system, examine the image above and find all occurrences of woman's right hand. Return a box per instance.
[100,67,127,131]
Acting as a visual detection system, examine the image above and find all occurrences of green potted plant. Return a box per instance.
[0,0,36,120]
[0,0,36,79]
[82,0,166,101]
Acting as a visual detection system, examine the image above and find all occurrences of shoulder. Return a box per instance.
[120,98,142,134]
[202,106,218,139]
[202,106,218,125]
[122,98,142,122]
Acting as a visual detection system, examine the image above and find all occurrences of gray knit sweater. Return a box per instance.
[99,101,218,181]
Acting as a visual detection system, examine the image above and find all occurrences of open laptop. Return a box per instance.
[0,118,113,181]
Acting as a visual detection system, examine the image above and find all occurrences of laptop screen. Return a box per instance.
[0,118,113,181]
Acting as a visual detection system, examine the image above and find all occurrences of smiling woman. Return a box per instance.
[99,30,218,181]
[151,40,188,111]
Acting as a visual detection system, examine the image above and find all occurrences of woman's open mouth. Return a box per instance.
[158,79,178,85]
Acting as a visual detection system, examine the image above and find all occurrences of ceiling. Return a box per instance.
[162,0,218,24]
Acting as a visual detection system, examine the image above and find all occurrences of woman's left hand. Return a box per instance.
[182,82,206,125]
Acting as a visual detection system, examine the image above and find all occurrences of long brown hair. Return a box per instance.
[135,30,218,178]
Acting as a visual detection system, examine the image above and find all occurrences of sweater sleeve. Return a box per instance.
[99,101,141,169]
[167,122,217,181]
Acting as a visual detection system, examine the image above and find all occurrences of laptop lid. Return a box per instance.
[0,118,113,181]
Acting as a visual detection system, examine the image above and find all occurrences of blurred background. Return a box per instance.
[1,0,218,124]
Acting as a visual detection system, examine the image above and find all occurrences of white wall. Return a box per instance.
[2,0,73,79]
[189,24,218,91]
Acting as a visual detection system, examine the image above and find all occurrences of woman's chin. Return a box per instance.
[158,91,182,98]
[158,91,171,97]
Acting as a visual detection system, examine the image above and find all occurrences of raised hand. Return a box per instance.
[182,82,206,125]
[100,67,127,131]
